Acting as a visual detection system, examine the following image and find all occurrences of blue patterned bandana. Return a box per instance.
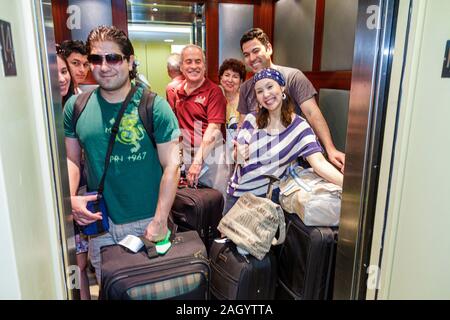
[253,68,286,86]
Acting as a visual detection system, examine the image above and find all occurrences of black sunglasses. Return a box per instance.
[87,53,127,66]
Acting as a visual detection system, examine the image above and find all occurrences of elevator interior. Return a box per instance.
[32,0,401,299]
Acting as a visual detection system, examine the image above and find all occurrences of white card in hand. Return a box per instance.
[118,235,144,253]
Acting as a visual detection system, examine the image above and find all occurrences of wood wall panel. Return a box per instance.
[253,0,275,44]
[205,1,219,82]
[312,0,326,72]
[304,71,352,91]
[216,0,254,3]
[111,0,128,35]
[51,0,71,44]
[308,0,352,92]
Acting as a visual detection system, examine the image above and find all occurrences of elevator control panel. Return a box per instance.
[0,19,17,77]
[443,40,450,78]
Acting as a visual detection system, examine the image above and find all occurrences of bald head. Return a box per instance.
[167,53,182,79]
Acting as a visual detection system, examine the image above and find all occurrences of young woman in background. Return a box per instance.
[57,45,91,300]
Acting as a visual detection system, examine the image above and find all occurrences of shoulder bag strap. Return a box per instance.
[97,86,138,195]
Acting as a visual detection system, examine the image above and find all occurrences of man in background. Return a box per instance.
[60,40,90,93]
[165,52,185,110]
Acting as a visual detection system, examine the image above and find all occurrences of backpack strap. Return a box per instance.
[138,89,157,149]
[72,89,95,135]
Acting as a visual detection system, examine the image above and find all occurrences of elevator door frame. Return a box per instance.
[35,0,77,299]
[333,0,399,299]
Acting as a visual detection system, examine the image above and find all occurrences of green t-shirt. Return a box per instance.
[64,86,180,224]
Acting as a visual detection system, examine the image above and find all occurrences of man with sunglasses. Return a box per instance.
[60,40,90,94]
[63,26,180,282]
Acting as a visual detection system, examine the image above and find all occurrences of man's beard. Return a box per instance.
[97,74,129,91]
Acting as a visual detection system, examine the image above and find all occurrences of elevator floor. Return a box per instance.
[88,266,99,300]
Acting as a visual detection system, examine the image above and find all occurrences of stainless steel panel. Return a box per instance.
[334,0,398,299]
[274,0,315,71]
[127,1,198,25]
[35,0,77,300]
[69,0,112,41]
[318,89,350,152]
[218,3,253,66]
[321,0,358,71]
[194,3,205,48]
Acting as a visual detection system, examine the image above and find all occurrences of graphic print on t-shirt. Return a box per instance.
[108,108,146,154]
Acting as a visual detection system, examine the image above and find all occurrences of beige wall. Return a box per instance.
[132,41,172,97]
[370,0,450,299]
[0,0,65,299]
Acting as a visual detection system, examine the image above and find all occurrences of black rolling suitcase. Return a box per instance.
[99,231,210,300]
[275,213,338,300]
[209,240,277,300]
[171,186,224,252]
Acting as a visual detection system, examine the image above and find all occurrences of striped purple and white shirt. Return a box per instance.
[227,113,323,197]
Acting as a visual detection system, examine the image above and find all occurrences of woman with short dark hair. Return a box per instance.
[218,58,246,129]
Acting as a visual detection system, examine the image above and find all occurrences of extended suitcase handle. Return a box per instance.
[263,174,280,200]
[139,236,159,259]
[262,174,286,246]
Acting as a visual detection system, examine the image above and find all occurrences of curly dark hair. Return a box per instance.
[86,25,137,79]
[240,28,271,50]
[256,94,295,129]
[219,58,246,82]
[59,40,87,59]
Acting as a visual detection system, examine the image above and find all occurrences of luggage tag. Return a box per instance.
[155,230,172,255]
